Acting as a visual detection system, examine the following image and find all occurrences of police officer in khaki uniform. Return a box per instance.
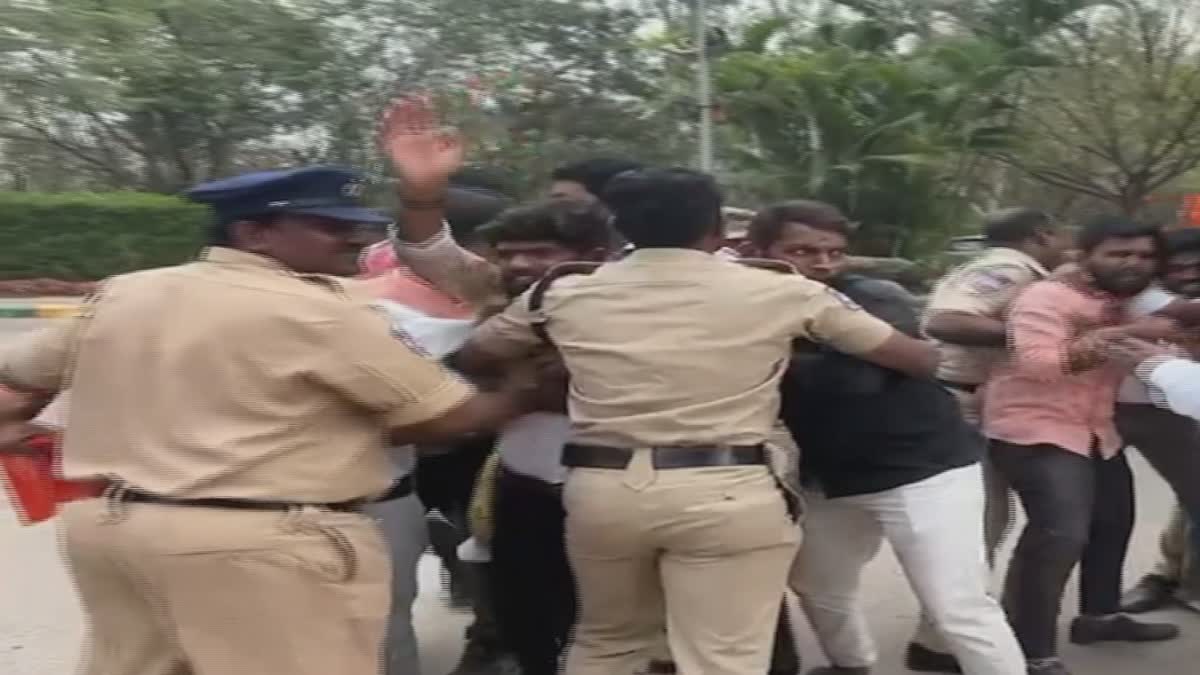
[454,168,939,675]
[0,166,532,675]
[915,207,1069,672]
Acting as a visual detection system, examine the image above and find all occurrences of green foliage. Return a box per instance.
[0,192,206,280]
[714,43,1007,255]
[388,0,689,196]
[0,0,393,192]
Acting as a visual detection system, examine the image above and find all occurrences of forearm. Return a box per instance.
[924,312,1007,347]
[388,221,500,310]
[388,390,525,445]
[1014,333,1107,379]
[393,197,447,244]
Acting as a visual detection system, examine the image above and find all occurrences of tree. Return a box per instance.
[380,0,690,195]
[987,0,1200,214]
[0,0,396,192]
[713,21,1018,255]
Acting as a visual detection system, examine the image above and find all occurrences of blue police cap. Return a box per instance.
[183,166,391,225]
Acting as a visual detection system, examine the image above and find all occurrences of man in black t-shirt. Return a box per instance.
[747,201,1024,675]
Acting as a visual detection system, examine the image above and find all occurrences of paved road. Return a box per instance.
[1,317,1197,675]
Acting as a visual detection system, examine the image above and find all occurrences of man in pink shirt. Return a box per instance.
[358,184,513,320]
[983,216,1179,675]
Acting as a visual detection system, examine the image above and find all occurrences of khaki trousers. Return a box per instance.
[561,452,799,675]
[62,498,391,675]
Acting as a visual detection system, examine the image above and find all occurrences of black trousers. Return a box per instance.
[490,467,576,675]
[769,601,801,674]
[1116,403,1200,555]
[989,440,1134,659]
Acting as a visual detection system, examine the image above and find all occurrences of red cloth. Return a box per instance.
[2,434,106,525]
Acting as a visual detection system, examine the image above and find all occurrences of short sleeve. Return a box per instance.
[467,292,543,360]
[787,278,895,355]
[927,264,1034,316]
[312,304,475,428]
[0,313,86,393]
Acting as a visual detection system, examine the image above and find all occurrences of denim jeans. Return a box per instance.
[989,441,1134,659]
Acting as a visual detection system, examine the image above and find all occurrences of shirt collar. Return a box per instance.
[988,246,1050,278]
[198,246,294,272]
[620,248,722,264]
[197,246,349,296]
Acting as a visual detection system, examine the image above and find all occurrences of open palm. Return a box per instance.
[378,95,465,196]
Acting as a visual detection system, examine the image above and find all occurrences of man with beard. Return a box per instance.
[378,96,617,675]
[747,200,1024,675]
[917,208,1070,673]
[1114,228,1200,615]
[982,215,1180,675]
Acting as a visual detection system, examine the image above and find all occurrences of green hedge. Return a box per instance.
[0,192,208,280]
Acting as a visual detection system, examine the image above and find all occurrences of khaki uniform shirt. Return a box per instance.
[923,247,1049,386]
[0,247,473,502]
[469,248,896,448]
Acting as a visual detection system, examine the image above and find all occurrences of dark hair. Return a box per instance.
[206,212,284,247]
[434,186,514,244]
[602,168,723,248]
[1163,228,1200,258]
[450,166,516,198]
[551,158,645,198]
[1076,214,1162,253]
[480,199,614,254]
[983,208,1052,246]
[748,200,851,249]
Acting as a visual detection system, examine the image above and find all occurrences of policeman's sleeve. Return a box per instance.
[312,305,476,429]
[788,278,895,355]
[461,291,543,363]
[0,314,85,393]
[927,264,1031,316]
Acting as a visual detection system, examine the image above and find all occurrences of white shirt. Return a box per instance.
[1117,286,1178,404]
[373,300,475,477]
[33,391,70,431]
[496,412,572,484]
[1139,357,1200,421]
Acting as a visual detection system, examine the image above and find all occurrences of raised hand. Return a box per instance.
[378,95,465,199]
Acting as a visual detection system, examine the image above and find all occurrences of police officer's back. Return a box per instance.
[455,168,938,675]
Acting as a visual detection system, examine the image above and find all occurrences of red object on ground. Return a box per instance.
[1,434,105,525]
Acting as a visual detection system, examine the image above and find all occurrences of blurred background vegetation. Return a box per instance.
[3,0,1200,278]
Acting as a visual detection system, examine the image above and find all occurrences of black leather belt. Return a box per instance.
[937,379,978,393]
[497,465,563,497]
[562,444,766,470]
[116,475,414,513]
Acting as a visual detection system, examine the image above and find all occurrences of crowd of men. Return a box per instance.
[3,95,1200,675]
